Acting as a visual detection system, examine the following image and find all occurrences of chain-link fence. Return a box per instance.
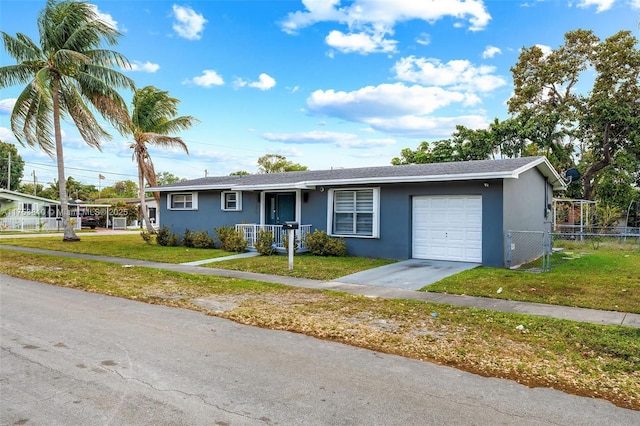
[553,226,640,248]
[506,230,552,272]
[507,228,639,272]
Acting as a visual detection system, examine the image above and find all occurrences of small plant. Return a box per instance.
[140,229,153,244]
[182,228,194,248]
[192,230,216,249]
[254,229,277,255]
[305,229,347,256]
[156,225,180,247]
[214,225,247,252]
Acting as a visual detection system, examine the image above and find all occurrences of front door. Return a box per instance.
[265,193,295,225]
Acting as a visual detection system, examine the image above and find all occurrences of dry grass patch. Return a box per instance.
[1,249,638,410]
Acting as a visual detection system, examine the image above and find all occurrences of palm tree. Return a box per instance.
[0,0,134,241]
[125,86,198,233]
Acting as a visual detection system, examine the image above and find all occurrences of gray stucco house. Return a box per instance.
[150,156,565,267]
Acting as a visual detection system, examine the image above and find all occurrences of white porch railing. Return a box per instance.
[0,216,81,232]
[235,224,312,251]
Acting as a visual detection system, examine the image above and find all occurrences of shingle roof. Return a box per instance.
[150,156,566,191]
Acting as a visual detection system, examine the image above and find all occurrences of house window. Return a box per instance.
[21,203,34,213]
[329,188,379,238]
[168,193,197,210]
[221,191,242,211]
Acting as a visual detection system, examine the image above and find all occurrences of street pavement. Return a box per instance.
[2,275,638,425]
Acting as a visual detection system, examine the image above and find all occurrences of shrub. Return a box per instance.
[192,230,216,249]
[156,225,180,247]
[254,229,277,255]
[182,228,194,248]
[140,229,153,244]
[167,232,180,247]
[305,229,347,256]
[214,225,247,253]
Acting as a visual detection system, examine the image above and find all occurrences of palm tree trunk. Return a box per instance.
[52,81,79,242]
[138,156,155,233]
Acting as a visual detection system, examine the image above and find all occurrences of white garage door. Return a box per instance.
[412,195,482,262]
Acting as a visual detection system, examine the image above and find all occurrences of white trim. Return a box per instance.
[221,191,242,211]
[327,187,380,238]
[167,192,198,210]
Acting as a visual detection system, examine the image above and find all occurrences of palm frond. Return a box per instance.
[1,32,42,63]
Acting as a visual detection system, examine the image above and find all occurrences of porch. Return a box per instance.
[236,224,312,252]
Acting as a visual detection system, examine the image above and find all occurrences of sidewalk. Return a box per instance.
[1,244,638,328]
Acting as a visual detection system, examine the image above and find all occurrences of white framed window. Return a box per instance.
[328,188,379,238]
[21,202,35,213]
[167,193,198,210]
[221,191,242,211]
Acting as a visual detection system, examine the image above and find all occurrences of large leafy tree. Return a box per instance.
[257,154,308,173]
[391,125,496,165]
[258,154,309,173]
[0,0,134,240]
[0,141,25,190]
[122,85,198,233]
[509,29,640,201]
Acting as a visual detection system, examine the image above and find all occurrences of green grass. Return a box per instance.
[205,253,396,281]
[425,242,640,314]
[2,234,638,313]
[0,249,638,411]
[0,234,231,264]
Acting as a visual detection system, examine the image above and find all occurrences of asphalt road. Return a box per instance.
[1,275,638,425]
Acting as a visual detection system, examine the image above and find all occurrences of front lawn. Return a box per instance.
[425,241,640,314]
[0,249,638,411]
[205,253,396,281]
[0,234,230,264]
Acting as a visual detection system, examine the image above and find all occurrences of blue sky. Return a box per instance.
[1,0,639,191]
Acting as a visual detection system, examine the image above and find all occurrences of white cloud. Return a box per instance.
[234,73,276,91]
[0,127,17,143]
[124,61,160,73]
[631,0,640,9]
[392,56,507,92]
[185,70,224,87]
[282,0,491,32]
[280,0,490,54]
[325,29,397,54]
[263,130,396,149]
[306,82,493,137]
[482,45,502,59]
[250,73,276,90]
[367,115,489,137]
[415,33,431,46]
[575,0,615,12]
[172,5,207,40]
[89,5,120,31]
[0,98,16,114]
[308,83,467,122]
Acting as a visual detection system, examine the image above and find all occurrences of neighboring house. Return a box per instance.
[95,197,158,228]
[0,189,110,232]
[150,156,565,267]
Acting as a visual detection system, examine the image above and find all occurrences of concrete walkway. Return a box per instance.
[1,244,638,328]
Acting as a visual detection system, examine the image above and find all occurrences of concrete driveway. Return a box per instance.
[335,259,480,290]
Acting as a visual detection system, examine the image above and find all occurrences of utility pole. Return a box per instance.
[32,170,37,195]
[7,152,11,190]
[204,169,208,177]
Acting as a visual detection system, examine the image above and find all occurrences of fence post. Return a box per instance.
[506,231,512,269]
